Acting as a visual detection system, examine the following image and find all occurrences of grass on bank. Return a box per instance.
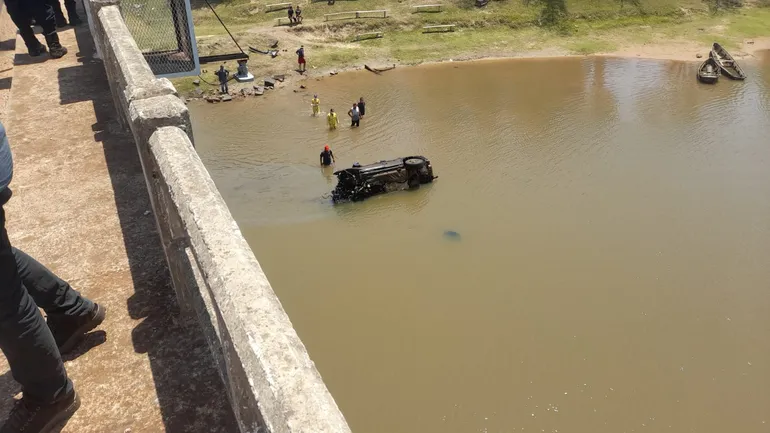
[171,0,770,95]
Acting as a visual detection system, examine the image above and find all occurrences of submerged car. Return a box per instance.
[332,155,437,203]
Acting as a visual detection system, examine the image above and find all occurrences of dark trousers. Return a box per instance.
[48,0,77,24]
[0,188,90,404]
[4,0,57,50]
[220,81,228,93]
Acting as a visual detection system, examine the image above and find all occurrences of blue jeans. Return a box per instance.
[0,188,92,404]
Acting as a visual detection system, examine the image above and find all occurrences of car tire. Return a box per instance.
[404,158,425,169]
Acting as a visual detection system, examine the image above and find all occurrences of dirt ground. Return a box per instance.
[0,3,16,119]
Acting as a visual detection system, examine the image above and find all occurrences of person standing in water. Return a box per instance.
[296,45,306,72]
[348,103,360,128]
[327,108,339,130]
[215,65,230,94]
[357,97,366,118]
[311,94,320,116]
[320,145,335,166]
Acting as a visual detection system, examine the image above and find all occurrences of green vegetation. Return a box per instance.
[173,0,770,95]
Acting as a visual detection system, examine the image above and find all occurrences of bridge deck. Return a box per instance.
[0,6,236,432]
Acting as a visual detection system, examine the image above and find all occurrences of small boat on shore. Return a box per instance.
[697,56,719,84]
[711,42,747,80]
[364,64,396,73]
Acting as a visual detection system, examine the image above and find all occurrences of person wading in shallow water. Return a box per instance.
[327,108,339,130]
[357,97,366,118]
[320,145,335,166]
[311,94,320,116]
[348,103,360,127]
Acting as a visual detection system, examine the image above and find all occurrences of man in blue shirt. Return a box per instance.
[0,122,105,433]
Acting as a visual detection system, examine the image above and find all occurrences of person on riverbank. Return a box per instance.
[0,121,106,433]
[4,0,68,58]
[320,145,336,166]
[311,94,320,116]
[295,5,303,23]
[357,97,366,118]
[215,65,229,94]
[296,45,306,72]
[327,108,339,130]
[348,103,360,127]
[287,5,295,23]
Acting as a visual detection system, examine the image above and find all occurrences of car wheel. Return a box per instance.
[404,158,425,169]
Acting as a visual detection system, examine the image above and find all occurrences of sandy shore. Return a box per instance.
[602,36,770,62]
[184,36,769,102]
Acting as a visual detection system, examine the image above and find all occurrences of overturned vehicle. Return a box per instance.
[332,156,437,203]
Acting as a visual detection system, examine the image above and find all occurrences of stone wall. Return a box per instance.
[85,2,352,432]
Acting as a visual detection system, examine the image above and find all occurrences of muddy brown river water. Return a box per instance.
[190,55,770,433]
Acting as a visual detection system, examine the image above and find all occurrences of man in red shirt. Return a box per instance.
[296,45,306,72]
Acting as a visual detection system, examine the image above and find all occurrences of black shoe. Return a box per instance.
[48,304,106,354]
[48,44,67,59]
[0,392,80,433]
[44,33,68,59]
[28,44,47,57]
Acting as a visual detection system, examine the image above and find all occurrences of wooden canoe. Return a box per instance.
[364,64,396,73]
[249,46,269,54]
[711,42,747,80]
[697,56,719,84]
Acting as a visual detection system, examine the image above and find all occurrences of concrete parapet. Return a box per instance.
[89,4,176,125]
[85,1,352,431]
[148,127,352,433]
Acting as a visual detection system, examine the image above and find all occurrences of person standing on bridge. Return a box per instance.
[48,0,82,27]
[4,0,68,58]
[0,121,106,433]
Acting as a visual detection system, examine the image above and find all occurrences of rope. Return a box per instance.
[203,0,247,57]
[197,74,238,86]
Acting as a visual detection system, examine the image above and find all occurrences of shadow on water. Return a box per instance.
[55,17,237,431]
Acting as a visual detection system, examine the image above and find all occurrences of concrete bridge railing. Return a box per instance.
[85,2,352,432]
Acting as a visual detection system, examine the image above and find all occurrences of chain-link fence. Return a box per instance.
[120,0,200,77]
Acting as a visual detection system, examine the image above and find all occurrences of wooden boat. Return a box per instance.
[696,56,719,84]
[249,46,279,57]
[249,46,269,54]
[365,64,396,73]
[711,42,747,80]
